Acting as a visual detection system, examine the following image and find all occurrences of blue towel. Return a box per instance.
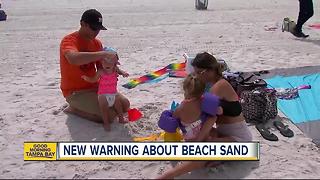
[265,73,320,124]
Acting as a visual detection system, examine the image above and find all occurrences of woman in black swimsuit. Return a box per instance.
[157,52,252,179]
[192,52,252,142]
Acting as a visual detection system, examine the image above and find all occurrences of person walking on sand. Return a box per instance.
[59,9,130,123]
[292,0,314,38]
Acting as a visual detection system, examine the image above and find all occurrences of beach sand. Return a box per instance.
[0,0,320,178]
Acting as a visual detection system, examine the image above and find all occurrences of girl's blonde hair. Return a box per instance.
[183,74,206,98]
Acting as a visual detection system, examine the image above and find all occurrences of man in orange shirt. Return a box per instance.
[60,9,130,123]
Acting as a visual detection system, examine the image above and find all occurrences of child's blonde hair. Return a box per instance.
[183,74,206,98]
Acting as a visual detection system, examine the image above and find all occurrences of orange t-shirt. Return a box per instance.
[60,31,103,97]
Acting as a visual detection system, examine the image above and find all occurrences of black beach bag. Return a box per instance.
[225,72,268,96]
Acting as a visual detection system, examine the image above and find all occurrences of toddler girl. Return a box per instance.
[82,57,129,131]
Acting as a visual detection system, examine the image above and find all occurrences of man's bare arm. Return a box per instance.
[81,70,101,83]
[65,51,117,65]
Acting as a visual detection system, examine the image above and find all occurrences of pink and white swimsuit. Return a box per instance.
[179,99,203,141]
[98,72,118,107]
[180,120,202,141]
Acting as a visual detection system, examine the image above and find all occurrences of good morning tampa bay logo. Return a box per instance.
[24,142,57,160]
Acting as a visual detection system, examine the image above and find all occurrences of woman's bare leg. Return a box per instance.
[157,130,234,179]
[204,128,234,167]
[206,128,235,142]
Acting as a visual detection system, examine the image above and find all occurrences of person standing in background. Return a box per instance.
[292,0,314,38]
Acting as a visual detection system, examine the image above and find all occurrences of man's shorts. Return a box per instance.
[66,89,101,117]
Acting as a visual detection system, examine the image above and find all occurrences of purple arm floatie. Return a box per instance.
[200,92,220,122]
[159,93,220,131]
[158,110,179,133]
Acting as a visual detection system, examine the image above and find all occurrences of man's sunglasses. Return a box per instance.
[89,25,100,31]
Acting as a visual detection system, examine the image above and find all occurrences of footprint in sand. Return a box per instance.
[2,169,10,174]
[45,82,59,89]
[141,163,164,178]
[139,89,150,92]
[140,103,161,111]
[102,166,112,171]
[14,93,23,97]
[13,100,22,103]
[127,102,163,136]
[52,104,68,115]
[47,82,57,86]
[22,129,35,135]
[45,131,52,137]
[16,114,24,118]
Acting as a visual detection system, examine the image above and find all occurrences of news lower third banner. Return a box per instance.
[24,142,260,161]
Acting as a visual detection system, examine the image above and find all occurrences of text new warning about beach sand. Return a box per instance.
[24,142,259,161]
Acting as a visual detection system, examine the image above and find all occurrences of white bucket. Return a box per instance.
[183,53,195,74]
[282,17,296,33]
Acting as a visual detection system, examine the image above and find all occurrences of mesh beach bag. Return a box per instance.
[240,88,278,124]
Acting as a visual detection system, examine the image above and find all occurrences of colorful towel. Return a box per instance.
[266,85,311,100]
[122,62,185,89]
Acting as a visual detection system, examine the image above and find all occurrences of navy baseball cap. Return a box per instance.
[81,9,107,30]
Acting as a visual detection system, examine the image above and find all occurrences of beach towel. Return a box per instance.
[265,73,320,145]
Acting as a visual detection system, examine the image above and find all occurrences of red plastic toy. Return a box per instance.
[128,108,143,122]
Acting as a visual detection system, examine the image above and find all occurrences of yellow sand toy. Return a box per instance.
[163,129,183,142]
[133,129,183,142]
[133,101,184,142]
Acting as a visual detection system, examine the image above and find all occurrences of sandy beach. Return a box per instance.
[1,0,320,178]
